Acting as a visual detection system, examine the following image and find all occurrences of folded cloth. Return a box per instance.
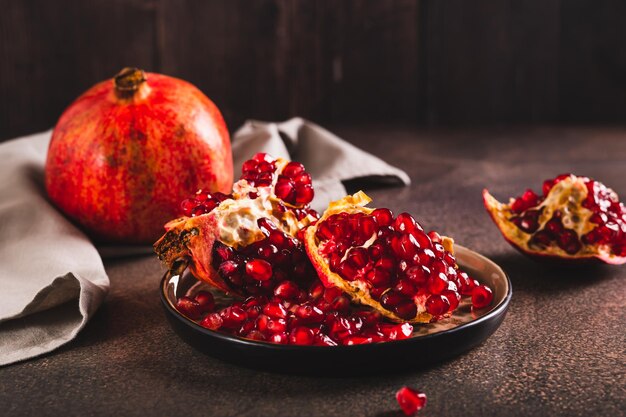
[233,118,410,213]
[0,118,409,366]
[0,132,109,366]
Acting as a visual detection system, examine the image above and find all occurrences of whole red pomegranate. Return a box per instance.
[45,68,232,243]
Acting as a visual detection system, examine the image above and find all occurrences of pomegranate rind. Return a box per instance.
[304,191,434,323]
[483,179,626,265]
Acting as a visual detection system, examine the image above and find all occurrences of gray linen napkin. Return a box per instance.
[0,132,109,366]
[0,118,409,366]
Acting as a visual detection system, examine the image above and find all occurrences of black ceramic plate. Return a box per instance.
[160,245,512,375]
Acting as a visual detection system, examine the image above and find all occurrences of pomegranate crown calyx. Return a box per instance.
[114,67,148,99]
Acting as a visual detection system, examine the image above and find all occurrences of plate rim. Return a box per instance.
[160,244,512,352]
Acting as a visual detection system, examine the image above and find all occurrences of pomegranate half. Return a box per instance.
[46,67,232,243]
[304,192,490,323]
[155,153,318,296]
[483,174,626,265]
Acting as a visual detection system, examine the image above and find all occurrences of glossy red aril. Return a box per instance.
[305,192,489,323]
[46,68,233,243]
[396,386,427,416]
[472,284,493,309]
[484,174,626,264]
[185,280,416,346]
[155,153,319,297]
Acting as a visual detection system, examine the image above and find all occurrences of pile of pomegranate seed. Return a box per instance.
[508,174,626,256]
[396,386,427,416]
[314,209,492,320]
[180,190,233,217]
[211,218,316,296]
[178,280,416,346]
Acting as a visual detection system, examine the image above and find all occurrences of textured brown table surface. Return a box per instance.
[1,126,625,417]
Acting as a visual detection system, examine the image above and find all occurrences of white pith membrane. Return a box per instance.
[305,191,456,324]
[483,175,621,262]
[155,157,316,293]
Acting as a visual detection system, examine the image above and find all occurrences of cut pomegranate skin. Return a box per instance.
[154,153,318,296]
[484,174,626,265]
[304,192,483,324]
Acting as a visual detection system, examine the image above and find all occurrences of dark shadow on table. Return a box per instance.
[486,251,616,295]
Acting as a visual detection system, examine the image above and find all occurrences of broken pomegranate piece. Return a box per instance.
[483,174,626,264]
[154,153,319,296]
[304,192,489,323]
[396,386,427,416]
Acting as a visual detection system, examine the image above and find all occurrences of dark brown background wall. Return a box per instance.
[1,0,625,141]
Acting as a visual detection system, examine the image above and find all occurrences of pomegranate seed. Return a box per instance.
[394,302,417,320]
[241,159,258,173]
[432,242,445,257]
[218,260,240,277]
[380,290,406,309]
[394,213,422,234]
[413,248,436,267]
[308,282,325,301]
[442,289,460,311]
[347,247,369,268]
[412,232,432,250]
[194,291,215,313]
[376,256,395,271]
[263,301,288,319]
[366,267,392,287]
[545,216,563,235]
[354,310,383,327]
[180,198,197,216]
[294,305,325,323]
[275,178,296,202]
[557,230,582,254]
[395,279,418,297]
[372,208,394,227]
[331,296,351,313]
[270,332,289,344]
[427,272,448,295]
[530,230,552,247]
[472,284,493,309]
[358,215,378,239]
[273,280,301,300]
[220,306,248,328]
[377,323,413,340]
[427,231,442,243]
[176,297,202,320]
[257,217,277,235]
[266,317,287,334]
[246,259,273,281]
[289,326,315,345]
[426,294,450,316]
[200,313,223,330]
[406,265,430,285]
[245,330,266,341]
[323,287,343,303]
[295,184,314,204]
[396,386,427,416]
[458,271,477,296]
[283,161,305,177]
[294,172,312,185]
